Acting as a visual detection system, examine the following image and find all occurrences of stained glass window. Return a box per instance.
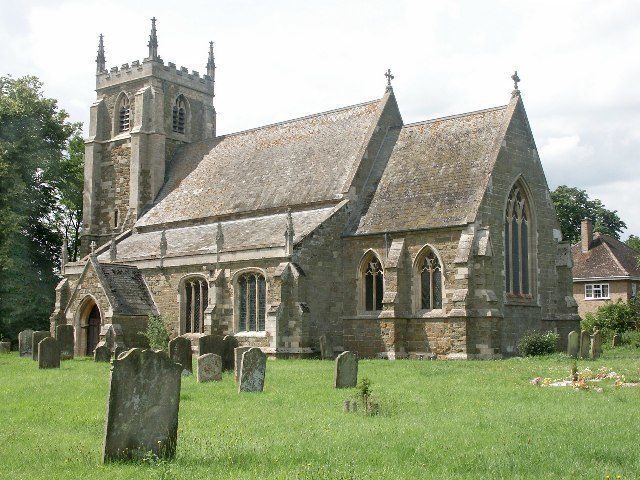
[419,249,442,310]
[363,254,383,311]
[238,272,266,331]
[505,183,532,295]
[182,277,208,333]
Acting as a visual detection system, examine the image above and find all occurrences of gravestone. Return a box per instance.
[238,347,267,393]
[612,334,620,348]
[0,342,10,354]
[198,334,224,357]
[567,331,579,358]
[590,330,602,359]
[169,336,193,374]
[222,335,238,371]
[94,344,111,362]
[31,331,51,361]
[114,346,127,360]
[579,330,590,359]
[196,353,222,383]
[56,324,75,360]
[19,329,34,357]
[101,324,125,352]
[38,337,60,369]
[334,351,358,388]
[102,349,182,462]
[319,335,334,359]
[234,346,251,383]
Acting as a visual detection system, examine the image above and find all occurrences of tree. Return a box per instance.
[626,235,640,253]
[550,185,627,244]
[0,76,81,341]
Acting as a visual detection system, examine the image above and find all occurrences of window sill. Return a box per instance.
[505,294,538,307]
[585,298,610,301]
[235,331,267,338]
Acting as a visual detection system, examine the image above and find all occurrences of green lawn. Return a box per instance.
[1,349,639,479]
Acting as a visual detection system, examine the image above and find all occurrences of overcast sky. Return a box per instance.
[2,0,638,238]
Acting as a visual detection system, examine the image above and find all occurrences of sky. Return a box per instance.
[1,0,638,238]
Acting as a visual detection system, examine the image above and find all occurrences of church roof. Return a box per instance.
[350,104,510,235]
[571,234,640,279]
[137,99,383,228]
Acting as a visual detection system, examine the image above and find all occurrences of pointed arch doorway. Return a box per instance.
[86,304,101,355]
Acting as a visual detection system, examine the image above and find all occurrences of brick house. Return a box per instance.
[572,219,640,317]
[50,20,579,359]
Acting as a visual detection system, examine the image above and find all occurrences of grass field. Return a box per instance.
[1,349,639,479]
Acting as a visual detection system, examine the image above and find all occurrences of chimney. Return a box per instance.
[581,218,593,253]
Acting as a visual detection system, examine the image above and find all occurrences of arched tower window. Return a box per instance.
[172,96,187,134]
[417,248,443,310]
[117,94,131,133]
[505,182,533,296]
[362,252,384,312]
[182,276,208,334]
[237,272,266,332]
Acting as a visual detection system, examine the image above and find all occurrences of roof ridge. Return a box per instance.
[402,104,509,128]
[219,98,382,138]
[601,238,630,275]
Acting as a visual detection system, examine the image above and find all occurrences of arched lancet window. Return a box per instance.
[237,272,266,331]
[172,96,187,134]
[117,95,131,132]
[182,277,208,333]
[418,248,443,310]
[505,182,532,295]
[362,252,384,312]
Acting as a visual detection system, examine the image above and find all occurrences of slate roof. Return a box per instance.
[137,99,382,228]
[571,234,640,279]
[351,105,509,235]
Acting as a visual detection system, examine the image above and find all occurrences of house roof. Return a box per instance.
[350,104,510,235]
[571,233,640,279]
[136,99,383,228]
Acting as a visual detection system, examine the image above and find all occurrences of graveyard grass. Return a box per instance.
[1,350,640,479]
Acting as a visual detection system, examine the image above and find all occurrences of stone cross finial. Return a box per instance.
[147,17,159,60]
[90,241,97,256]
[96,34,106,74]
[285,209,294,256]
[109,238,117,262]
[511,70,521,96]
[207,41,216,79]
[385,69,394,91]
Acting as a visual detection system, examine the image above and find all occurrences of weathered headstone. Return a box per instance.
[102,349,182,462]
[94,344,111,362]
[196,353,222,383]
[579,330,590,359]
[590,330,602,359]
[38,337,60,369]
[31,331,51,361]
[334,351,358,388]
[0,341,10,354]
[222,335,238,371]
[198,334,223,357]
[234,346,251,383]
[567,330,579,358]
[169,336,193,374]
[19,329,34,357]
[56,324,75,360]
[101,324,125,352]
[238,347,267,393]
[114,346,127,360]
[319,335,334,359]
[612,334,620,348]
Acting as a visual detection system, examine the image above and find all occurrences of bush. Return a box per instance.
[621,330,640,348]
[517,330,559,356]
[581,299,639,346]
[140,315,171,350]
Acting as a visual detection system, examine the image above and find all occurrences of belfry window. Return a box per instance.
[183,277,208,334]
[419,249,443,310]
[505,183,532,296]
[172,96,186,134]
[118,95,131,132]
[363,253,384,311]
[237,272,266,332]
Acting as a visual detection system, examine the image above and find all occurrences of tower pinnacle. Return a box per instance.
[147,17,159,60]
[96,34,106,73]
[206,41,216,79]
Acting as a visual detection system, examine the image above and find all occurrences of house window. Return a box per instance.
[238,272,266,332]
[183,277,208,333]
[172,96,186,134]
[505,183,532,295]
[118,95,131,132]
[585,283,610,300]
[362,253,384,311]
[418,248,443,310]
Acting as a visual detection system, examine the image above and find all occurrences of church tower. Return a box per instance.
[81,18,216,254]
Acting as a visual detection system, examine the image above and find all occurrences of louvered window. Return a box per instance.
[172,96,186,134]
[118,96,131,132]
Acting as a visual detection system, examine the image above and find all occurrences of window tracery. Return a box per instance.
[419,249,443,310]
[363,253,384,312]
[238,272,266,331]
[182,277,208,333]
[505,183,532,295]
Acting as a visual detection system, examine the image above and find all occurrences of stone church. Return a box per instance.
[50,19,580,359]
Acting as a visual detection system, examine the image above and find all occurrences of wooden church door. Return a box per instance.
[86,305,101,355]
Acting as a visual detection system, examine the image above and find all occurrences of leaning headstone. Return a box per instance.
[0,341,10,354]
[169,336,193,374]
[198,334,224,357]
[31,331,51,361]
[19,329,34,357]
[102,349,182,463]
[612,334,621,348]
[222,335,238,371]
[94,344,111,362]
[579,330,590,359]
[56,324,75,360]
[234,346,251,383]
[567,331,579,358]
[114,346,127,360]
[320,335,334,359]
[238,347,267,393]
[590,330,602,359]
[197,353,222,383]
[38,337,60,369]
[334,351,358,388]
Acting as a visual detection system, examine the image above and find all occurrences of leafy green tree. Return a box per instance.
[0,76,80,341]
[551,185,626,243]
[626,235,640,253]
